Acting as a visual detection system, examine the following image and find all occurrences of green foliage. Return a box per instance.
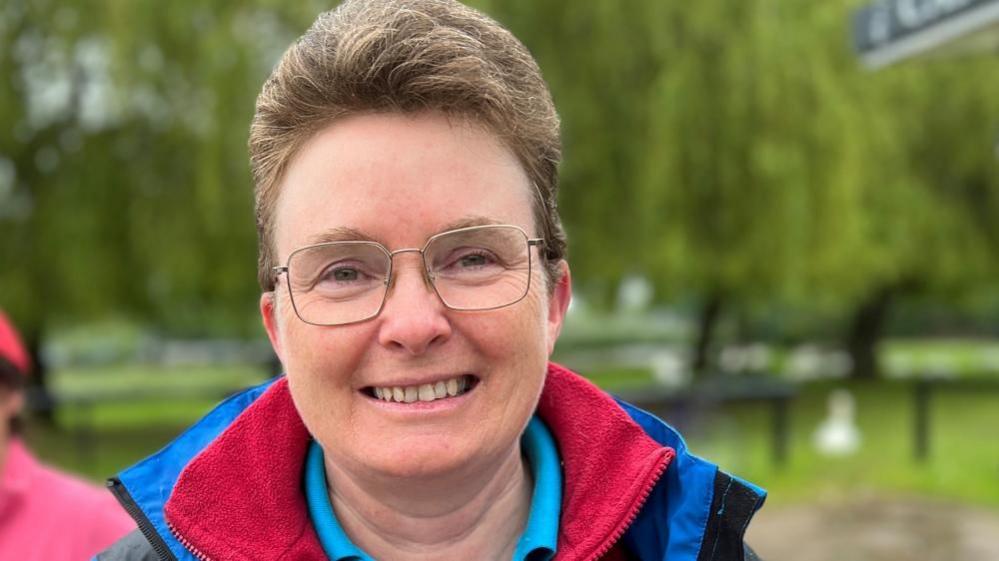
[0,0,324,336]
[493,0,999,319]
[2,0,998,343]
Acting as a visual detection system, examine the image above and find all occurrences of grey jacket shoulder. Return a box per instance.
[745,543,764,561]
[95,529,161,561]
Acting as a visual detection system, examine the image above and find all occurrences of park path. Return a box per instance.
[745,497,999,561]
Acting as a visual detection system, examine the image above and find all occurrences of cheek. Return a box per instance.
[280,322,372,441]
[467,291,550,363]
[277,306,370,390]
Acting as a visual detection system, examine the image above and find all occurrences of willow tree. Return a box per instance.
[0,0,330,341]
[484,0,863,373]
[839,56,999,378]
[624,1,888,374]
[491,0,999,378]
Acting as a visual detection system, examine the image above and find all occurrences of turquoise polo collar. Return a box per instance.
[304,415,562,561]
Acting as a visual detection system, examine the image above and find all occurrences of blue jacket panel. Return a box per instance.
[616,398,766,561]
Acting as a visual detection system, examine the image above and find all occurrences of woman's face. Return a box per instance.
[261,112,570,480]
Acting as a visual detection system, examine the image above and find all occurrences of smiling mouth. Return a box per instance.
[363,374,478,404]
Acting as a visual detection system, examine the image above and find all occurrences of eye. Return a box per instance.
[330,267,359,281]
[447,249,501,271]
[317,263,373,286]
[458,253,491,268]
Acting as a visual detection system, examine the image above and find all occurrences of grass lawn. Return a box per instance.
[23,363,999,511]
[678,380,999,509]
[52,364,271,400]
[568,366,999,510]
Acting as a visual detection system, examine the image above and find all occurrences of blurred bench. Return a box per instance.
[614,375,796,468]
[52,385,250,466]
[912,377,999,462]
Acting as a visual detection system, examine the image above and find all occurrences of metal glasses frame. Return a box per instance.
[271,224,545,326]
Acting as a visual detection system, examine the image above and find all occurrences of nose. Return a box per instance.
[376,253,452,355]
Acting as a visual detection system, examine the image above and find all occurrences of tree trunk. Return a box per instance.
[692,293,724,377]
[846,286,894,380]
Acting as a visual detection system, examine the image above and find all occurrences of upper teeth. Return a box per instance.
[372,376,469,403]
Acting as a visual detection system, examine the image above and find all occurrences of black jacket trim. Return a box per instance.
[103,478,176,561]
[697,471,766,561]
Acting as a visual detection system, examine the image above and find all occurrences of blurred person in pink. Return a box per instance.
[0,310,135,559]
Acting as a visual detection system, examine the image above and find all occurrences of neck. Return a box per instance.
[324,444,532,561]
[0,431,11,475]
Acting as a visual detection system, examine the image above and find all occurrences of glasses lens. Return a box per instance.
[287,242,389,325]
[426,226,532,310]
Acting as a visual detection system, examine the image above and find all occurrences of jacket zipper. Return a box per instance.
[587,450,673,561]
[166,520,215,561]
[107,477,179,561]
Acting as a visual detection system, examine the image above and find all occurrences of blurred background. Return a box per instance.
[2,0,998,559]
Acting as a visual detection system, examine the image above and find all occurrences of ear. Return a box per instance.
[545,261,572,356]
[260,292,284,366]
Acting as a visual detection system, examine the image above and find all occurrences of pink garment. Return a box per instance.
[0,438,135,560]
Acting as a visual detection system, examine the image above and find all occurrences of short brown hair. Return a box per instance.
[249,0,565,291]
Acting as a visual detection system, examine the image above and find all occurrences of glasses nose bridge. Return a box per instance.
[387,246,424,258]
[385,246,434,288]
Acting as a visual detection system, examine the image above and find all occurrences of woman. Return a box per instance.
[0,311,135,559]
[99,2,765,560]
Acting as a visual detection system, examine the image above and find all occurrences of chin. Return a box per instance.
[365,446,473,480]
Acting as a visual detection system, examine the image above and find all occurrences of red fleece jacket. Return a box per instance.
[164,364,674,561]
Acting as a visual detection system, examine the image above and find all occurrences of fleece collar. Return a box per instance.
[164,363,674,561]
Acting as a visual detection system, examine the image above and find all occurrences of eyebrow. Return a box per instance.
[439,215,505,232]
[306,227,376,246]
[304,216,506,247]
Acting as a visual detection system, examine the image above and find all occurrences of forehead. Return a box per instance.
[273,112,534,256]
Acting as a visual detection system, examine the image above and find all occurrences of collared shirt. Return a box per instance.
[305,416,562,561]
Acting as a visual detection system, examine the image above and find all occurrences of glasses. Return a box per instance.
[272,224,544,326]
